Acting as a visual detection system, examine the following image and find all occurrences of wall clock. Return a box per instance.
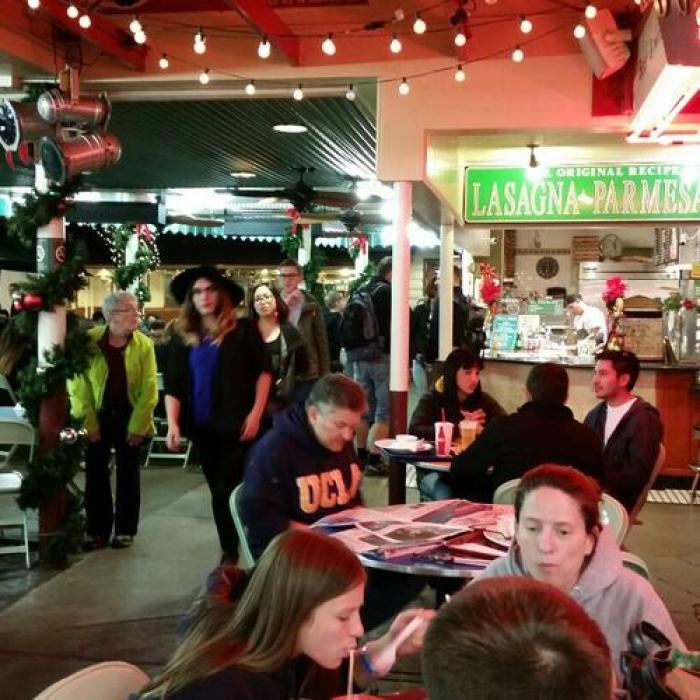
[536,256,559,280]
[599,233,623,259]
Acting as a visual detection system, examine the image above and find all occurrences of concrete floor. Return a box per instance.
[0,462,698,699]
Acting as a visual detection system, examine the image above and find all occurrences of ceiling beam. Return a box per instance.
[27,0,148,72]
[226,0,300,67]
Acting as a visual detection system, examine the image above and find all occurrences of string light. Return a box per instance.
[574,24,586,39]
[258,36,271,59]
[79,13,91,29]
[398,78,410,95]
[585,4,597,19]
[293,84,304,101]
[454,65,466,82]
[129,16,142,34]
[134,28,147,45]
[321,33,336,56]
[345,84,356,101]
[454,30,467,47]
[512,45,524,62]
[158,53,169,69]
[413,12,427,34]
[193,29,206,55]
[199,68,210,85]
[245,80,256,95]
[27,0,40,9]
[389,33,402,54]
[67,4,79,19]
[520,16,533,34]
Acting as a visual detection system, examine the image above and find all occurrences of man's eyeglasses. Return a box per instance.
[113,307,141,315]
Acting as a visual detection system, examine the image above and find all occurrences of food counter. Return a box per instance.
[479,351,700,477]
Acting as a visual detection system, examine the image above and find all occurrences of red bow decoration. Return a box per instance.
[287,208,308,236]
[349,234,368,255]
[136,223,153,242]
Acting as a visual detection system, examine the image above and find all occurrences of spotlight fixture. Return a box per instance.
[67,4,79,19]
[585,4,597,19]
[245,80,256,95]
[129,16,142,34]
[158,54,169,69]
[454,30,467,47]
[134,28,147,45]
[258,36,271,59]
[194,29,206,54]
[79,13,91,29]
[345,84,356,101]
[390,33,402,54]
[398,78,410,95]
[520,16,533,34]
[454,65,466,82]
[512,46,524,62]
[37,89,111,129]
[321,33,336,56]
[27,0,40,9]
[413,13,426,34]
[40,132,121,186]
[293,84,304,101]
[573,23,586,39]
[199,68,210,85]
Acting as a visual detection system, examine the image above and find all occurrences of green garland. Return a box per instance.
[106,224,158,299]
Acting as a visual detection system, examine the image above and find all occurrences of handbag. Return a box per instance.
[621,621,700,700]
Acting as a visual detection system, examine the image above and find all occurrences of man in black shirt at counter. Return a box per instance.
[448,363,603,501]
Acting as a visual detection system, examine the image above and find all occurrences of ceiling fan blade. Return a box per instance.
[312,192,363,208]
[296,213,340,224]
[166,214,225,228]
[233,188,287,198]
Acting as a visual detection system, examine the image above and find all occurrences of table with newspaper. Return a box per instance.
[314,499,514,578]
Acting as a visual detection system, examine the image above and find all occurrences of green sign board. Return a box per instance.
[464,163,700,224]
[490,314,519,352]
[526,300,564,315]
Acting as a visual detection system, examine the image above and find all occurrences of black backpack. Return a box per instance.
[341,283,383,360]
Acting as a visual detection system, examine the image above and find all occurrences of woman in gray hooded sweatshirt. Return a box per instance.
[478,464,684,682]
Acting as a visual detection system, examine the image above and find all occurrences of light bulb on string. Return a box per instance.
[454,65,466,82]
[27,0,40,10]
[413,13,426,34]
[454,30,467,47]
[194,29,207,54]
[512,45,524,62]
[390,33,402,54]
[398,78,410,96]
[520,16,533,34]
[79,13,91,29]
[159,53,169,69]
[345,84,356,101]
[129,16,142,33]
[585,4,597,19]
[199,68,210,85]
[293,84,304,101]
[258,36,271,59]
[134,28,147,45]
[321,33,336,56]
[573,24,586,39]
[245,80,256,95]
[67,4,79,19]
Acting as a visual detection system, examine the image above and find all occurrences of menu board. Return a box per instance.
[526,300,564,315]
[623,317,664,361]
[490,315,519,351]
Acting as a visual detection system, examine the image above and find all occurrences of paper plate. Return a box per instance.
[374,438,433,453]
[482,530,512,548]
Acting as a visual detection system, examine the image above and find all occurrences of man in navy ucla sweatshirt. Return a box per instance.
[242,373,424,630]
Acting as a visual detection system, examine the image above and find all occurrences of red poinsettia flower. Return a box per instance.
[682,298,696,311]
[481,276,502,304]
[602,276,627,307]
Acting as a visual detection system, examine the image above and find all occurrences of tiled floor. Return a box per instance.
[0,462,698,699]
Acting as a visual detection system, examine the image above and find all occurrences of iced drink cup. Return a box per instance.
[434,421,453,457]
[459,420,477,451]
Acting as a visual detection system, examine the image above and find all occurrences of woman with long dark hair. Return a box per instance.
[165,266,272,563]
[248,283,307,413]
[139,529,431,699]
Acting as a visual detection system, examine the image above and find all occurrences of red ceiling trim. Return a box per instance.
[227,0,301,66]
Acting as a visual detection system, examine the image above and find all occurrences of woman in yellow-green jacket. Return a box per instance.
[68,291,158,551]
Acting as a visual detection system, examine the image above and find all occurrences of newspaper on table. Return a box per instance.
[314,500,514,560]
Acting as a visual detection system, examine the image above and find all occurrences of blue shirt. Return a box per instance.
[189,337,220,426]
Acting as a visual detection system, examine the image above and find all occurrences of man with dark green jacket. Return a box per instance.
[68,291,158,550]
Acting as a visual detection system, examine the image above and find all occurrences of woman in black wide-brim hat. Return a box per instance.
[165,266,272,562]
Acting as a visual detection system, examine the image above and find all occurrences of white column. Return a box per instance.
[390,181,411,392]
[438,220,455,360]
[297,225,313,267]
[125,230,139,293]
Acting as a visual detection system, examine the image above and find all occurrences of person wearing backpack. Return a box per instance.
[342,256,392,473]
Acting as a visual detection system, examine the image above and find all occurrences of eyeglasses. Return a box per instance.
[113,307,141,315]
[254,293,274,302]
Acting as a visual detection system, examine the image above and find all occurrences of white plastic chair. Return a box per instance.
[621,551,650,580]
[229,483,255,569]
[600,492,629,545]
[0,471,31,568]
[492,477,520,505]
[629,443,665,523]
[33,661,149,699]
